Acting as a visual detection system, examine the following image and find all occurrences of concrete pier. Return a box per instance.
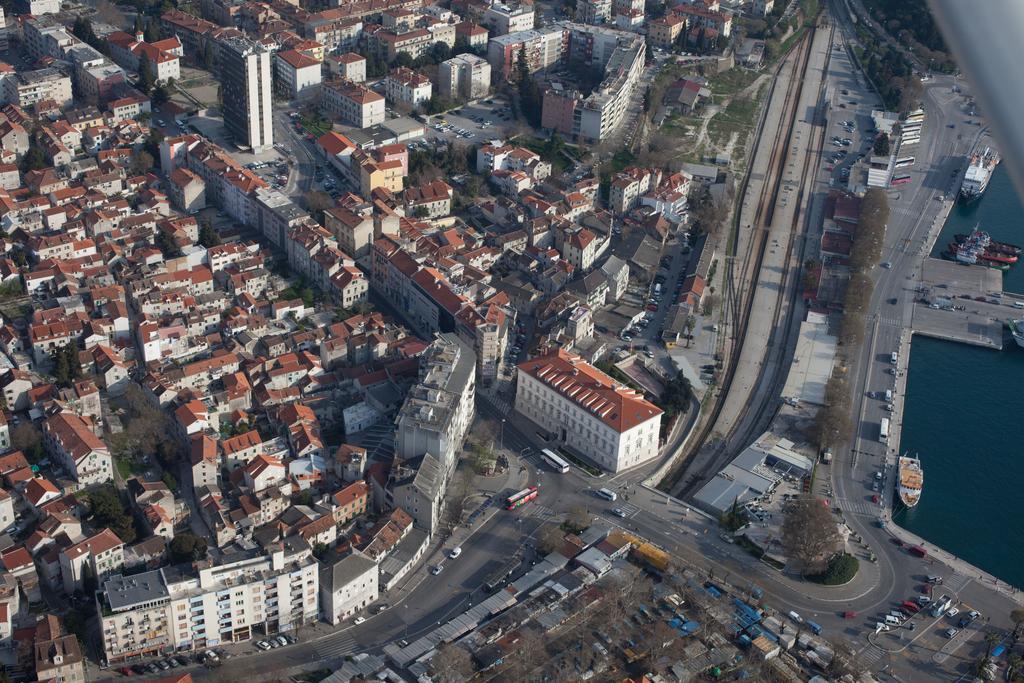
[907,258,1014,350]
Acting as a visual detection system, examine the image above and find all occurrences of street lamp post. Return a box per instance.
[500,419,506,452]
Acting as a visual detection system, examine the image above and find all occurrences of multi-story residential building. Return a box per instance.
[609,166,660,214]
[18,0,59,15]
[403,180,453,218]
[34,615,85,683]
[647,13,686,48]
[562,227,601,271]
[439,54,491,100]
[59,528,124,594]
[540,25,646,143]
[375,26,454,61]
[98,545,318,662]
[320,80,385,128]
[487,27,567,80]
[219,38,274,153]
[675,4,732,38]
[482,2,535,35]
[577,0,612,25]
[753,0,775,16]
[515,349,663,472]
[318,550,378,625]
[391,453,444,534]
[384,67,432,108]
[324,205,374,260]
[42,411,113,486]
[327,52,366,82]
[106,32,182,83]
[2,68,72,109]
[455,21,490,48]
[395,333,476,480]
[275,49,323,100]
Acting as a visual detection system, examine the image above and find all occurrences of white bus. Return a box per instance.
[894,156,915,168]
[541,449,570,474]
[880,417,890,443]
[596,487,618,501]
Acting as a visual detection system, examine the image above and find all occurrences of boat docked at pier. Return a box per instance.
[1008,319,1024,349]
[897,455,923,508]
[960,148,1000,202]
[946,229,1019,270]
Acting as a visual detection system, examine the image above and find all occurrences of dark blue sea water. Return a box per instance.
[898,165,1024,588]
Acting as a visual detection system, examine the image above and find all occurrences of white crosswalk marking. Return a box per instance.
[944,574,971,594]
[315,632,358,659]
[879,317,903,327]
[527,504,557,521]
[618,503,641,518]
[857,644,886,668]
[835,497,880,517]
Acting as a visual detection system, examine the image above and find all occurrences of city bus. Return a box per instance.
[892,174,912,186]
[541,449,570,474]
[880,417,890,443]
[894,157,915,168]
[505,486,539,510]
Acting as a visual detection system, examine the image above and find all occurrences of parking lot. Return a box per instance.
[422,98,514,145]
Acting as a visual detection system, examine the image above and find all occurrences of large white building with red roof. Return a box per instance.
[515,349,662,472]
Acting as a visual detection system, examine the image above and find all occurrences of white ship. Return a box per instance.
[897,455,923,508]
[959,148,1000,202]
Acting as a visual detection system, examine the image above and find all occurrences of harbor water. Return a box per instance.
[898,165,1024,588]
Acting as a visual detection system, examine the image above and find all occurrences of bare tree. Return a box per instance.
[564,506,590,533]
[536,523,565,555]
[781,496,841,573]
[430,642,475,683]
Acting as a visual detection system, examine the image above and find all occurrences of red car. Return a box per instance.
[117,667,134,676]
[842,611,857,619]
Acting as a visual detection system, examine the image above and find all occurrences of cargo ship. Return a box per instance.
[959,148,1000,202]
[945,241,1012,270]
[954,230,1021,256]
[1008,319,1024,349]
[946,230,1017,269]
[897,454,923,508]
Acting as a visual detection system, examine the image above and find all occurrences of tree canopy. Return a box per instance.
[781,496,841,572]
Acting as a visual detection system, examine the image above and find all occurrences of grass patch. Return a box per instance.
[708,95,759,146]
[609,149,636,173]
[559,449,603,477]
[808,553,860,585]
[710,69,760,97]
[300,115,332,138]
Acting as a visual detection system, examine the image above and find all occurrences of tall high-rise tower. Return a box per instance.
[219,38,273,153]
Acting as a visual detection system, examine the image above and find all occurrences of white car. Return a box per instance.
[449,547,462,559]
[256,640,271,651]
[431,564,444,575]
[354,616,366,625]
[946,607,959,618]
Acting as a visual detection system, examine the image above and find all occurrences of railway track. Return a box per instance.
[661,15,833,497]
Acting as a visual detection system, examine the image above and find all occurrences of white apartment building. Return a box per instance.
[384,67,432,108]
[329,52,366,82]
[319,550,378,625]
[2,67,72,109]
[321,80,385,128]
[219,38,274,153]
[275,49,322,100]
[515,349,662,472]
[483,3,535,35]
[487,27,567,80]
[42,411,113,486]
[98,545,319,663]
[439,54,491,100]
[395,334,476,480]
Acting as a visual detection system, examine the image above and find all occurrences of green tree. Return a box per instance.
[21,145,47,172]
[152,84,170,106]
[170,532,209,563]
[201,42,217,71]
[143,129,164,167]
[516,46,542,127]
[51,342,81,387]
[137,52,155,94]
[872,133,890,156]
[162,471,178,490]
[88,486,137,544]
[198,219,221,247]
[143,18,160,44]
